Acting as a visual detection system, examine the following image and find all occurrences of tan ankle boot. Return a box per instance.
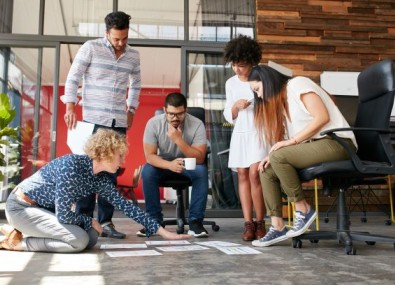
[242,221,255,241]
[254,220,266,239]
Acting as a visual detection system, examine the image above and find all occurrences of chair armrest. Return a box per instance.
[321,127,395,174]
[320,127,390,136]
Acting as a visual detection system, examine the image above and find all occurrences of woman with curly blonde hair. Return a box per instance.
[1,129,190,253]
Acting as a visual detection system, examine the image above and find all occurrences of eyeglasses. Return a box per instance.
[166,111,186,119]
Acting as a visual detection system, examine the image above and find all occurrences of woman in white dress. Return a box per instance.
[223,35,269,241]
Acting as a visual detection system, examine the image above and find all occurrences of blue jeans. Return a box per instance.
[76,122,126,224]
[141,163,208,224]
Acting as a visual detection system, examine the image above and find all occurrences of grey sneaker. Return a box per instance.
[188,220,208,238]
[252,226,288,247]
[286,209,317,238]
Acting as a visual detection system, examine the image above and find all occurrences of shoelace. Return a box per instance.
[293,212,305,228]
[262,227,277,240]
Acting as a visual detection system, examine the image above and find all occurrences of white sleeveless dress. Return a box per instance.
[223,75,269,170]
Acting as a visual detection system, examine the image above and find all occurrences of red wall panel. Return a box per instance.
[56,88,179,199]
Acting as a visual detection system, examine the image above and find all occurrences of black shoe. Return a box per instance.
[188,220,208,238]
[101,223,126,239]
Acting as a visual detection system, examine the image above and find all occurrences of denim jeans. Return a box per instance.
[5,192,98,253]
[141,163,208,223]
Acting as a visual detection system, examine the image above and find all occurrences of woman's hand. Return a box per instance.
[234,99,251,111]
[156,227,191,239]
[91,219,103,235]
[258,156,270,172]
[270,139,297,153]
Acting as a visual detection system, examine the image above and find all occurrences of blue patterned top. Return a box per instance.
[18,154,159,236]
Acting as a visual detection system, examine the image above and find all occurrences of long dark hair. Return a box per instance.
[249,65,292,144]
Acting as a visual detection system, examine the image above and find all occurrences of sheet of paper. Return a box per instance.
[100,243,147,249]
[67,121,94,154]
[156,245,209,252]
[216,246,261,255]
[194,241,241,248]
[105,250,162,257]
[145,240,190,246]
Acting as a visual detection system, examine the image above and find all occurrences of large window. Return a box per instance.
[9,0,255,41]
[189,0,255,42]
[2,0,257,212]
[187,51,239,209]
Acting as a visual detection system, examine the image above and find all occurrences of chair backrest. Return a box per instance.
[186,107,206,125]
[355,59,395,162]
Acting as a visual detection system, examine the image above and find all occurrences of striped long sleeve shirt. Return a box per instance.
[63,37,141,128]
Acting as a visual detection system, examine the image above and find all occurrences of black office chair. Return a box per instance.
[294,59,395,254]
[156,107,220,234]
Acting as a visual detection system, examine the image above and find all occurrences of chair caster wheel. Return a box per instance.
[361,217,367,223]
[176,227,184,234]
[310,239,319,244]
[324,217,329,223]
[365,241,376,245]
[212,225,220,231]
[292,239,302,248]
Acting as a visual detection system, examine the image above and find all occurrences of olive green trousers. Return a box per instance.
[260,137,356,217]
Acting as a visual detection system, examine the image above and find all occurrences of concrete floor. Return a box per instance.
[1,208,395,285]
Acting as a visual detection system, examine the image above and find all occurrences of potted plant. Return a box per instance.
[0,92,20,201]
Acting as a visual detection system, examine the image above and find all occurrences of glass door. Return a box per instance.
[184,48,241,211]
[0,44,59,201]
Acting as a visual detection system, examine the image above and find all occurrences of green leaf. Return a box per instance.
[0,93,20,182]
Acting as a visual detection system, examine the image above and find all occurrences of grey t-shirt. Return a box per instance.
[143,113,207,160]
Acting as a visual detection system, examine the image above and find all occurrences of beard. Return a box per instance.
[166,117,181,129]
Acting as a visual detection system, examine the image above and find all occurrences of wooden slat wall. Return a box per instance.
[256,0,395,83]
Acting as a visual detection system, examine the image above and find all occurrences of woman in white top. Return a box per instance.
[248,65,357,247]
[223,36,269,241]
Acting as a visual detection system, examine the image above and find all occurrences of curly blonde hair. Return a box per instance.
[84,128,128,161]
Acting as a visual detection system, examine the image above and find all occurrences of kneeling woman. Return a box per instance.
[248,65,357,247]
[0,129,190,252]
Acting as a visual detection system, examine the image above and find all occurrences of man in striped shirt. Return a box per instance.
[62,11,140,239]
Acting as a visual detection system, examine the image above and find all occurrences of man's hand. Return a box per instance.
[127,112,134,129]
[168,158,185,173]
[167,124,183,143]
[64,103,77,130]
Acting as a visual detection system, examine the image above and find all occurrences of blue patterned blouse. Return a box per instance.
[17,154,159,236]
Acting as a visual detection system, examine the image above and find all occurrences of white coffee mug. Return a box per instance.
[183,157,196,170]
